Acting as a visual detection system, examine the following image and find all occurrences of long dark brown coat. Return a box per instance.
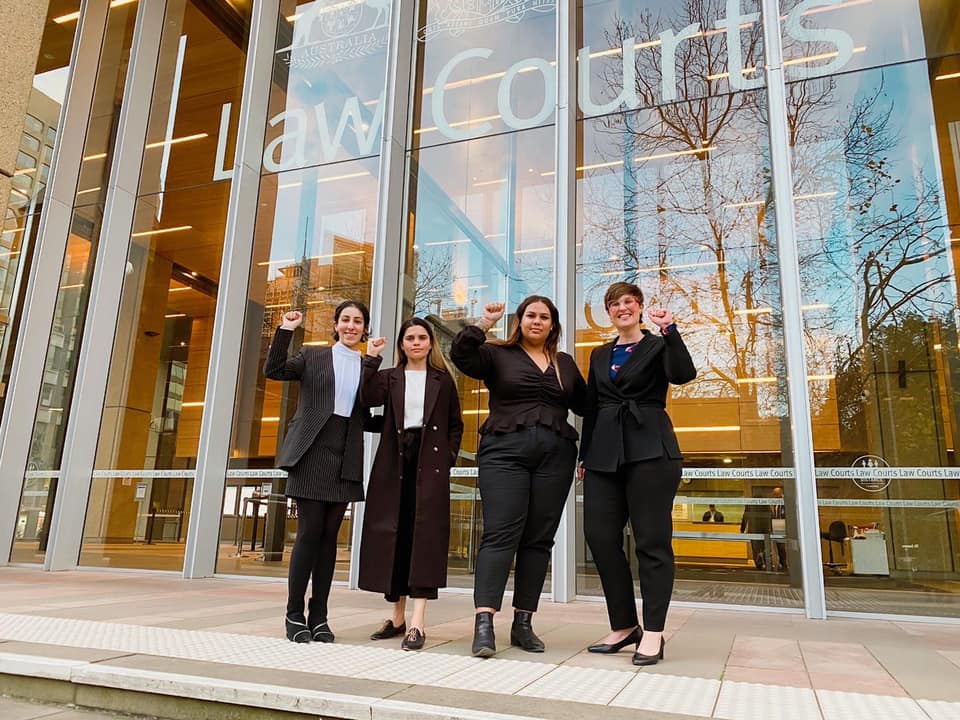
[358,355,464,593]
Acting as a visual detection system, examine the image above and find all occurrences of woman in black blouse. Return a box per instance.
[451,296,586,657]
[579,282,696,666]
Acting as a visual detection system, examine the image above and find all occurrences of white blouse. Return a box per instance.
[403,370,427,429]
[331,341,361,417]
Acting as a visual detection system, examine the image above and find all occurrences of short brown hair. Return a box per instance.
[604,282,643,308]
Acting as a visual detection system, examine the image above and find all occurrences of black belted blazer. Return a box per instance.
[579,329,696,473]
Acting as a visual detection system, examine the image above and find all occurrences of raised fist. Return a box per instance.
[367,336,388,358]
[481,302,506,326]
[647,308,674,330]
[281,310,303,330]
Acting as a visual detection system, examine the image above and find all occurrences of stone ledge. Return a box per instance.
[0,652,587,720]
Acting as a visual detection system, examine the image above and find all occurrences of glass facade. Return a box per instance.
[3,0,959,620]
[11,0,140,564]
[4,1,84,560]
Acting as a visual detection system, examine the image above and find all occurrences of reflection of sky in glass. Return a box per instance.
[577,0,931,113]
[410,126,555,317]
[779,0,926,73]
[413,0,556,147]
[793,60,951,358]
[269,0,391,169]
[579,0,765,112]
[575,88,784,405]
[33,67,70,104]
[263,158,380,273]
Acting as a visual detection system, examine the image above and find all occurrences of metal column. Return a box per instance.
[0,0,111,565]
[551,0,578,603]
[760,0,827,619]
[43,0,168,571]
[348,0,418,589]
[182,0,279,579]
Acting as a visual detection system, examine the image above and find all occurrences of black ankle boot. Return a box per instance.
[510,610,544,653]
[285,614,310,643]
[307,599,334,643]
[471,612,496,658]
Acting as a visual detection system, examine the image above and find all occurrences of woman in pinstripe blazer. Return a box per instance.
[265,301,370,644]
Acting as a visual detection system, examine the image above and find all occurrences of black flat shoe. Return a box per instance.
[632,637,665,666]
[370,619,406,640]
[285,615,310,643]
[472,611,496,658]
[308,616,335,643]
[401,627,425,651]
[510,610,545,653]
[588,627,642,654]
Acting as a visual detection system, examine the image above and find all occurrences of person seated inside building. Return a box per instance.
[702,504,724,523]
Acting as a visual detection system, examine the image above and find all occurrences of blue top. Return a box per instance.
[610,341,641,379]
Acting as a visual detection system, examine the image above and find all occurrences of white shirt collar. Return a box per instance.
[332,340,360,357]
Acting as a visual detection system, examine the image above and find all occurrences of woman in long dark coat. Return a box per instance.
[359,317,463,650]
[579,281,696,667]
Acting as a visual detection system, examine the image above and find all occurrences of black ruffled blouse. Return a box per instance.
[450,325,586,438]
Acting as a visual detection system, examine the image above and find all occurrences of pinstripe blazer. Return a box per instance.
[264,327,365,484]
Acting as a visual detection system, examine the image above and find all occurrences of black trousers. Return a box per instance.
[386,428,437,602]
[583,456,682,632]
[474,425,577,612]
[286,498,348,619]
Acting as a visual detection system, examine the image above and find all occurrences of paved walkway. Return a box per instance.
[1,567,959,720]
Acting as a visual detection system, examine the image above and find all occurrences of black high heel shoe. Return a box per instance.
[285,614,311,643]
[632,637,665,666]
[587,627,642,654]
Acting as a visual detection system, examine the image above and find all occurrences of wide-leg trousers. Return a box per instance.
[583,456,682,632]
[474,425,578,612]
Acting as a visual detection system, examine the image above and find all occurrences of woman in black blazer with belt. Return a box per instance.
[264,301,370,645]
[359,318,463,651]
[579,282,696,666]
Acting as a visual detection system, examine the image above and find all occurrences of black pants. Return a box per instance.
[474,425,577,612]
[286,498,348,619]
[386,429,437,602]
[583,456,682,632]
[750,539,767,570]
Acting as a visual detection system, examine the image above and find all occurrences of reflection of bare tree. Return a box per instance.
[583,1,775,407]
[790,81,950,373]
[411,250,452,316]
[582,1,952,442]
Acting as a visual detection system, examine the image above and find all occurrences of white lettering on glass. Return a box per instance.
[263,109,307,173]
[658,22,703,103]
[210,3,859,180]
[497,57,555,129]
[578,37,638,116]
[432,47,495,141]
[313,96,384,162]
[213,103,233,181]
[714,0,762,91]
[783,0,855,78]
